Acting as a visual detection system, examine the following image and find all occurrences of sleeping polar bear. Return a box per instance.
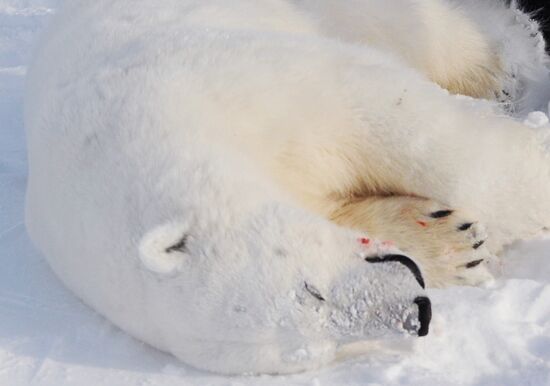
[25,0,550,375]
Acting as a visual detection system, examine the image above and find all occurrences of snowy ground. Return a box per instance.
[1,1,550,385]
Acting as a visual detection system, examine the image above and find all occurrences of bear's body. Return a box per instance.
[25,0,550,374]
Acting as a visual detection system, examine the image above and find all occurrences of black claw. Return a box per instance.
[458,223,473,231]
[465,259,484,269]
[304,282,325,302]
[473,240,485,249]
[366,254,425,289]
[430,210,453,218]
[414,296,432,337]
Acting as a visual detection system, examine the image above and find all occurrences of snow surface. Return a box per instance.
[1,1,550,385]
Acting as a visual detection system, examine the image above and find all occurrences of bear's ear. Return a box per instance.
[138,222,191,276]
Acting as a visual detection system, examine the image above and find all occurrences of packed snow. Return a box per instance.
[1,1,550,385]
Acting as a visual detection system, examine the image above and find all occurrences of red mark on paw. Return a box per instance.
[416,220,428,227]
[359,237,371,245]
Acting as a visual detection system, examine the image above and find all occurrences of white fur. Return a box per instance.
[25,0,550,374]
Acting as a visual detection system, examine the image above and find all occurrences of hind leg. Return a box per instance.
[330,196,495,288]
[297,0,502,98]
[452,0,550,114]
[297,0,550,111]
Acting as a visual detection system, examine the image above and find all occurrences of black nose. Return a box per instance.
[414,296,432,336]
[365,254,425,289]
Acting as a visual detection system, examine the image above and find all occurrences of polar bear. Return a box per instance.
[25,0,550,375]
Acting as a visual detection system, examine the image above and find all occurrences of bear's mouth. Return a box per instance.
[365,254,425,289]
[364,254,430,336]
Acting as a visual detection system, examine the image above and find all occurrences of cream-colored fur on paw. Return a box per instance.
[330,196,496,288]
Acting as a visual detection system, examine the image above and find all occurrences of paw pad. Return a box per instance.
[359,237,371,245]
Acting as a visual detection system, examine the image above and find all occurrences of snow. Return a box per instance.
[1,1,550,385]
[525,111,550,129]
